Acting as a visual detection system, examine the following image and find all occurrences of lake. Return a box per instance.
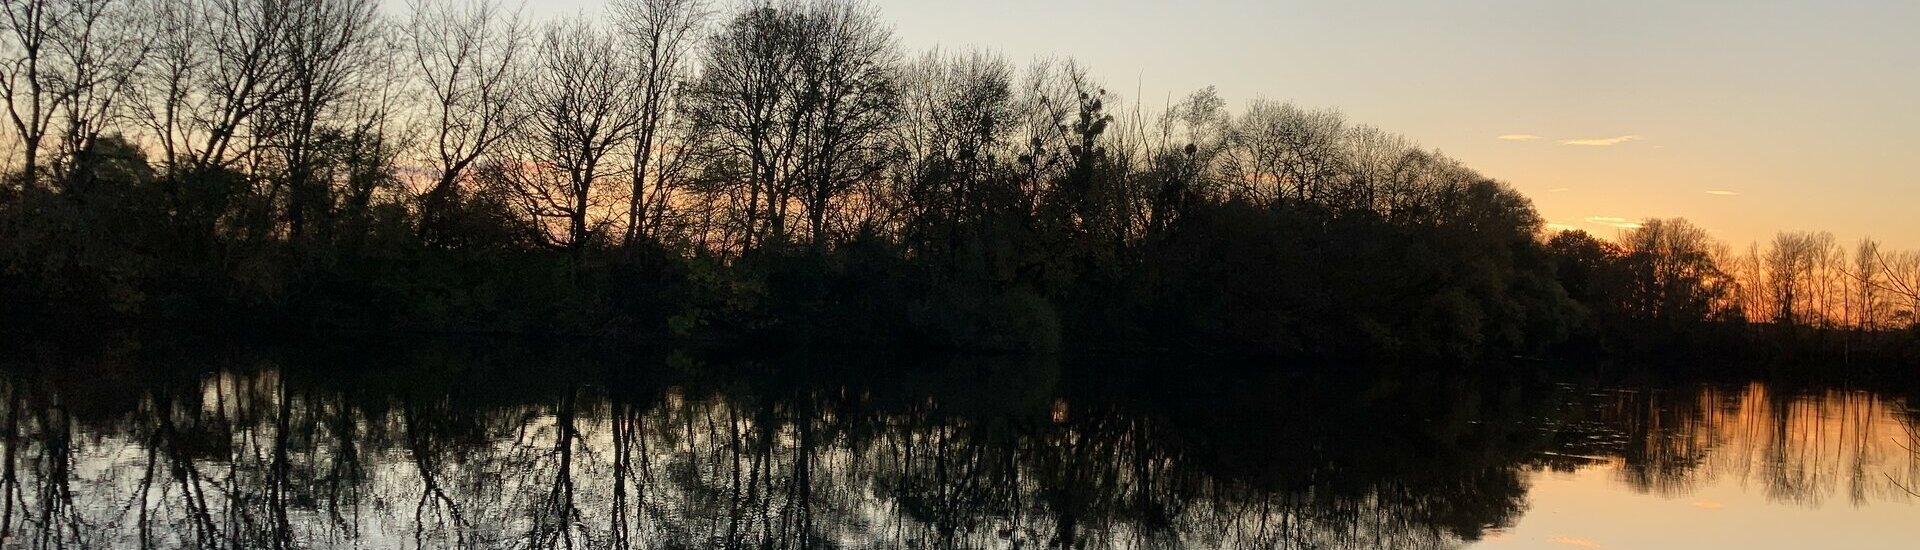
[0,339,1913,549]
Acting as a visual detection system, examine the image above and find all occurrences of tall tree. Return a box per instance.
[611,0,706,246]
[1853,237,1884,329]
[1221,100,1347,206]
[500,17,641,254]
[787,0,896,248]
[406,0,527,244]
[1,0,149,189]
[269,0,384,244]
[684,0,897,252]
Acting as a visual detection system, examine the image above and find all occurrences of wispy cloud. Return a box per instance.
[1561,135,1642,147]
[1584,216,1643,229]
[1545,222,1579,232]
[1551,536,1602,548]
[1498,134,1543,142]
[1547,187,1570,193]
[1705,190,1739,196]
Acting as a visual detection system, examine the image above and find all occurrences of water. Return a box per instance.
[0,341,1913,549]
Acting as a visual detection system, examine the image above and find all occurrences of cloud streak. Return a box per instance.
[1498,134,1543,142]
[1561,135,1642,147]
[1705,190,1739,196]
[1584,216,1643,229]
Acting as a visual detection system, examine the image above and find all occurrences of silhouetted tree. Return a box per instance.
[500,17,641,255]
[14,0,1894,360]
[406,0,528,245]
[1618,218,1734,324]
[612,0,706,246]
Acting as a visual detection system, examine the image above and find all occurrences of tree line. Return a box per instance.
[0,0,1909,363]
[1548,219,1920,363]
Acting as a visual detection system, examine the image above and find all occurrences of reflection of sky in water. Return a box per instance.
[1478,385,1918,550]
[6,354,1916,549]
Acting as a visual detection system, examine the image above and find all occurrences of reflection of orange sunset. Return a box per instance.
[1481,384,1918,549]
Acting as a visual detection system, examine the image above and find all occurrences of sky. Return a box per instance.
[508,0,1920,249]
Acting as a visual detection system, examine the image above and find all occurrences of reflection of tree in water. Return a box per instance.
[4,345,1907,549]
[1549,381,1919,507]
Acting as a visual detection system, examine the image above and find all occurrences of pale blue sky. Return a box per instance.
[466,0,1920,248]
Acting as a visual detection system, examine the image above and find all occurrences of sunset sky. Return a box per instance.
[514,0,1920,248]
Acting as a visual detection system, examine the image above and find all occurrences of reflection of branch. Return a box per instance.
[1892,422,1920,497]
[404,404,470,548]
[36,407,84,549]
[1,392,18,544]
[1888,474,1918,497]
[531,395,583,550]
[159,403,223,547]
[131,425,160,549]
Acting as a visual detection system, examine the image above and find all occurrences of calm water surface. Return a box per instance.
[0,342,1913,549]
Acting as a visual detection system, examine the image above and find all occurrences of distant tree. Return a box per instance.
[1618,218,1733,323]
[1546,229,1623,310]
[890,49,1018,255]
[1338,125,1413,212]
[1855,246,1920,329]
[1853,237,1884,330]
[1766,231,1823,326]
[1221,100,1347,205]
[1140,86,1225,236]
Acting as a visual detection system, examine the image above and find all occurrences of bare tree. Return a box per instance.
[1221,99,1347,205]
[1010,59,1080,195]
[500,17,641,255]
[405,0,527,243]
[1334,125,1409,211]
[0,0,149,188]
[126,0,198,168]
[788,0,897,248]
[267,0,384,242]
[611,0,706,246]
[684,0,898,252]
[1852,237,1883,329]
[1620,218,1733,322]
[48,0,148,179]
[0,0,67,188]
[1767,231,1826,326]
[1140,86,1225,235]
[1810,232,1844,328]
[683,3,800,252]
[177,0,299,171]
[886,49,1016,252]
